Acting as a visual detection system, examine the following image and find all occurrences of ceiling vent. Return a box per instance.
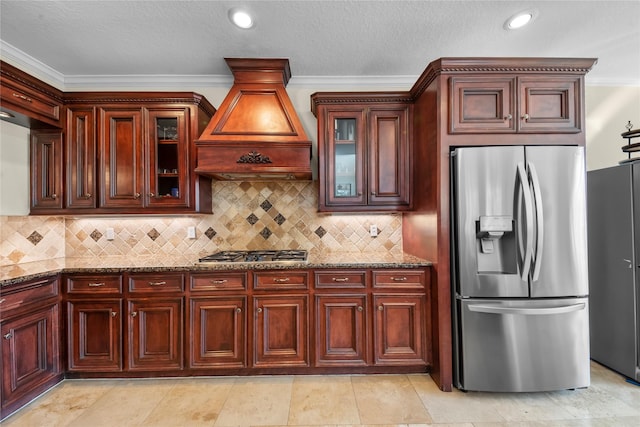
[194,58,312,180]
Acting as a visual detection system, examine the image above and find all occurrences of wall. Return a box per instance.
[0,120,29,215]
[585,85,640,170]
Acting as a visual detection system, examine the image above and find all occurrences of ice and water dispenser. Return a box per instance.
[476,215,517,274]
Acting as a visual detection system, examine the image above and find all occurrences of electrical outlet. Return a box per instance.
[106,227,115,241]
[187,226,196,239]
[369,224,378,237]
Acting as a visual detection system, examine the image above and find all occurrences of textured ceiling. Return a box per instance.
[0,0,639,88]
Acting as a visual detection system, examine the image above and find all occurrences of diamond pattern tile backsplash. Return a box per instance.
[0,181,403,266]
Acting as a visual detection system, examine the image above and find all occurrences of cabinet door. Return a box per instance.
[517,76,581,133]
[147,109,189,208]
[368,107,411,207]
[1,304,60,410]
[449,77,516,133]
[127,298,183,371]
[99,108,144,208]
[315,295,368,366]
[189,297,246,368]
[253,295,308,367]
[67,300,122,371]
[30,130,63,210]
[66,108,96,209]
[373,294,426,365]
[325,110,366,206]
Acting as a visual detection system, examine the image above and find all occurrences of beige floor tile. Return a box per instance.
[214,375,293,426]
[351,374,432,425]
[139,377,236,426]
[288,375,360,425]
[66,379,176,427]
[1,380,117,427]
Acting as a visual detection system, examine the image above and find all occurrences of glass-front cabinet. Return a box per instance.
[147,109,188,208]
[327,110,366,206]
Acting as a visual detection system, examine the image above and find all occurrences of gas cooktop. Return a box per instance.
[198,250,308,263]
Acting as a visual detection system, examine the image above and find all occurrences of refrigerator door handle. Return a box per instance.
[528,162,544,281]
[517,162,534,281]
[468,303,586,315]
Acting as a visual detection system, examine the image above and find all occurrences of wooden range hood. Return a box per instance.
[195,58,312,180]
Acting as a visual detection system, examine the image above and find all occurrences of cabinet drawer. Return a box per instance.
[66,275,122,294]
[0,81,61,122]
[0,277,59,314]
[372,270,426,289]
[190,272,247,292]
[254,271,309,290]
[315,271,367,289]
[128,274,184,293]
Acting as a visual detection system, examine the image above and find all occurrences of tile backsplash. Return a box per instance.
[1,181,402,266]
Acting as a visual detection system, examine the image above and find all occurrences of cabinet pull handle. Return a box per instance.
[504,114,513,120]
[134,193,141,199]
[236,307,242,313]
[357,306,363,312]
[88,282,105,287]
[131,311,137,317]
[521,113,530,120]
[148,281,166,286]
[391,277,407,281]
[4,332,12,340]
[257,307,263,313]
[12,92,32,103]
[111,311,117,317]
[378,305,384,311]
[273,277,290,283]
[210,279,228,284]
[333,277,349,282]
[0,299,5,304]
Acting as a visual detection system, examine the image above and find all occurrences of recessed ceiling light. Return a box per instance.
[229,8,254,29]
[504,10,537,30]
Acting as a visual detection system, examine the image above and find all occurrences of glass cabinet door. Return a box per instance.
[148,109,188,207]
[327,111,365,205]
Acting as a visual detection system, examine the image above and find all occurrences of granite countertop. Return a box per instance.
[0,253,432,286]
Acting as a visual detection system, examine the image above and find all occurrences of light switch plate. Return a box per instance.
[187,226,196,239]
[106,227,115,240]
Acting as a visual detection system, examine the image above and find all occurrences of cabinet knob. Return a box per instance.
[236,307,242,313]
[521,113,530,120]
[504,114,513,120]
[0,299,5,304]
[88,282,105,287]
[257,307,263,313]
[148,281,166,286]
[149,192,155,198]
[371,191,377,196]
[357,306,363,312]
[51,194,57,199]
[85,193,92,198]
[134,193,141,199]
[111,311,117,317]
[131,311,137,317]
[3,332,12,340]
[378,305,384,311]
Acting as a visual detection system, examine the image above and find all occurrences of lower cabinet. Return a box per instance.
[254,295,309,367]
[373,294,426,365]
[0,276,61,418]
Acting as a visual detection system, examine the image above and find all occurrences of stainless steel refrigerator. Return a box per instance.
[451,146,590,392]
[587,162,640,383]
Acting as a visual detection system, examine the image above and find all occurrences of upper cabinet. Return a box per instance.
[33,92,216,215]
[450,75,582,134]
[311,93,413,212]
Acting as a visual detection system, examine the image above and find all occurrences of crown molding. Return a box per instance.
[1,40,65,89]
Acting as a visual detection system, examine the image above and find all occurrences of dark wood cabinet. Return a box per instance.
[450,75,582,134]
[30,130,63,211]
[66,107,96,209]
[316,294,368,366]
[373,294,426,365]
[0,276,61,418]
[253,295,309,368]
[311,93,412,212]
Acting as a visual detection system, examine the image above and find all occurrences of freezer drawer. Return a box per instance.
[455,297,590,392]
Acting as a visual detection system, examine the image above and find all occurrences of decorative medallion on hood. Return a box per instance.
[195,58,312,180]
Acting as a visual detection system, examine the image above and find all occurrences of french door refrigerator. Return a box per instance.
[451,146,590,392]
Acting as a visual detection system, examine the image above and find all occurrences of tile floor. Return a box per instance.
[2,362,639,427]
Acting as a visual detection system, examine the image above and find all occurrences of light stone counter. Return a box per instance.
[1,253,431,286]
